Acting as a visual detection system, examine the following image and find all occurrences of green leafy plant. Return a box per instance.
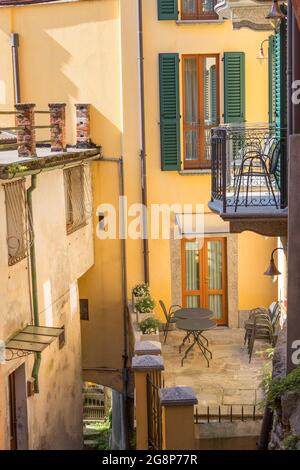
[282,434,300,450]
[138,316,161,335]
[258,363,273,410]
[6,164,28,175]
[132,283,150,298]
[135,296,155,314]
[267,366,300,409]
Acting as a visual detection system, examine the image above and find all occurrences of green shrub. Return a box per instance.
[132,283,150,298]
[268,366,300,409]
[282,434,299,450]
[97,421,111,450]
[135,296,155,313]
[138,316,161,335]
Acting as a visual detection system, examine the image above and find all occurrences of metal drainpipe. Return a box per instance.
[99,157,130,449]
[27,175,41,393]
[292,6,300,133]
[287,2,293,138]
[10,33,21,104]
[138,0,150,284]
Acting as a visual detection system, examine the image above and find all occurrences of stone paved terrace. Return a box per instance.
[160,328,272,418]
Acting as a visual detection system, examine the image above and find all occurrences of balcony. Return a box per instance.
[209,124,288,236]
[0,103,101,179]
[214,1,273,31]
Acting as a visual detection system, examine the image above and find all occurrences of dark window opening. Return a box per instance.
[80,299,89,321]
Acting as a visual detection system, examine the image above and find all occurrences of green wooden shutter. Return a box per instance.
[210,65,217,124]
[268,35,275,125]
[157,0,178,20]
[223,52,245,123]
[274,32,282,133]
[274,21,287,196]
[159,53,181,171]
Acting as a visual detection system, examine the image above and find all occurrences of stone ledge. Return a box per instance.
[176,20,224,25]
[135,341,162,356]
[132,354,164,371]
[178,169,211,176]
[159,386,198,407]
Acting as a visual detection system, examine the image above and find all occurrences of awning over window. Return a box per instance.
[175,212,229,236]
[5,325,64,361]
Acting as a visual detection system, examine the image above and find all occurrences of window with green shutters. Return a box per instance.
[223,52,245,124]
[159,53,181,171]
[157,0,178,20]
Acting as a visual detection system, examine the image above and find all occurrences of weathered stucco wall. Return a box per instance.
[0,0,127,398]
[0,165,94,449]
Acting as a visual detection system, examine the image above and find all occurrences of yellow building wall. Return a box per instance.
[0,0,126,393]
[0,0,278,381]
[124,0,277,320]
[238,232,278,310]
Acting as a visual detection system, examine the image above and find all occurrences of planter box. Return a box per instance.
[140,330,160,343]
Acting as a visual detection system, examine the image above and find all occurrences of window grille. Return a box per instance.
[64,165,92,234]
[3,178,33,266]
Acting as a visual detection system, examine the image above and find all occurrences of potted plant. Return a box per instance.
[138,316,161,342]
[132,283,150,313]
[132,283,150,299]
[135,296,155,314]
[134,295,156,324]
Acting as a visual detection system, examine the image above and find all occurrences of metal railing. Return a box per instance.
[0,108,52,151]
[0,103,91,156]
[211,124,288,213]
[83,406,105,421]
[194,404,261,424]
[147,370,163,451]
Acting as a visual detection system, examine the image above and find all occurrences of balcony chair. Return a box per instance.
[159,300,181,343]
[233,140,281,212]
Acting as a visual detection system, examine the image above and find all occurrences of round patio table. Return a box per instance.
[174,308,214,351]
[176,318,216,368]
[174,308,213,320]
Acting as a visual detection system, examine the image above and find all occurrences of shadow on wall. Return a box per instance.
[2,1,122,150]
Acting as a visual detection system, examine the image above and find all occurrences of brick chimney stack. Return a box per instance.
[75,104,90,148]
[15,103,36,158]
[49,103,66,152]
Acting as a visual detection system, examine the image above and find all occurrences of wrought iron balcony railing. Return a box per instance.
[210,124,288,215]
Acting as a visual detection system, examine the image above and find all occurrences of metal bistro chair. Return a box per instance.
[159,300,181,343]
[245,302,282,362]
[234,140,281,212]
[244,302,279,345]
[248,315,275,363]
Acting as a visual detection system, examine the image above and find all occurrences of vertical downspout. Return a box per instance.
[10,33,21,104]
[119,157,130,450]
[27,175,41,393]
[99,157,130,448]
[138,0,150,284]
[287,2,293,138]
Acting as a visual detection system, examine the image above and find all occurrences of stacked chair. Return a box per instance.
[244,301,282,362]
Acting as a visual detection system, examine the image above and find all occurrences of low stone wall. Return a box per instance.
[195,421,261,450]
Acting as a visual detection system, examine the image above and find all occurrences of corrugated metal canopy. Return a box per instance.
[5,325,64,358]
